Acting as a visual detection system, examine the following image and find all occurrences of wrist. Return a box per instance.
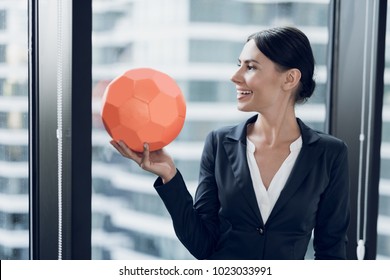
[161,168,177,184]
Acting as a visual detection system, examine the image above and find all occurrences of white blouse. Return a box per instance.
[246,136,302,224]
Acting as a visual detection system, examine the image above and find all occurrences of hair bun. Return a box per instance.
[298,78,316,104]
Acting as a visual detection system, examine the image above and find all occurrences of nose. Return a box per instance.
[230,67,243,84]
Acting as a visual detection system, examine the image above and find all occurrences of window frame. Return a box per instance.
[328,0,386,259]
[28,0,92,260]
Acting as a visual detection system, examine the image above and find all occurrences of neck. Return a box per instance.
[250,105,300,147]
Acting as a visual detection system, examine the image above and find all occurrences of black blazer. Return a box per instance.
[155,115,350,260]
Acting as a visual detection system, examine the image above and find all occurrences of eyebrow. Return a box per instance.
[238,58,261,64]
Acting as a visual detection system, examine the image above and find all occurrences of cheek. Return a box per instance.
[248,80,269,95]
[245,74,263,89]
[250,74,282,92]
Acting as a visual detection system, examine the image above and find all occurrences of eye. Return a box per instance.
[236,62,256,70]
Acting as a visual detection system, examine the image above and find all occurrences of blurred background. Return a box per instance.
[0,0,389,260]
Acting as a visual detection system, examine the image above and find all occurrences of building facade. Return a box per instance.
[0,0,389,260]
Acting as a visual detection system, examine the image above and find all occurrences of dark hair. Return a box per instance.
[247,26,316,104]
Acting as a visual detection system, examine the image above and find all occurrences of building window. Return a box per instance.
[0,45,6,63]
[0,10,6,30]
[0,1,28,260]
[189,40,242,63]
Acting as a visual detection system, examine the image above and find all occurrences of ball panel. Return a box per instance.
[148,141,167,152]
[124,68,155,80]
[152,72,182,98]
[162,116,185,141]
[101,103,121,137]
[111,125,143,152]
[133,79,160,103]
[149,94,178,126]
[103,76,135,107]
[119,98,150,131]
[137,122,165,143]
[175,94,186,118]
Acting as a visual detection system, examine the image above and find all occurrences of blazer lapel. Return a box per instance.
[267,118,324,222]
[223,115,263,224]
[221,116,324,225]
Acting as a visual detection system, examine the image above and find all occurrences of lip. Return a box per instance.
[237,94,250,100]
[236,88,252,92]
[236,89,253,100]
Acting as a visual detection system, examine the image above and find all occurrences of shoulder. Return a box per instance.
[211,125,236,138]
[317,130,346,146]
[206,114,258,143]
[317,131,349,159]
[299,119,348,155]
[203,125,235,149]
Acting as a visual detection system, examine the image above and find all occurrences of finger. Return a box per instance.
[140,143,150,169]
[114,140,142,164]
[118,140,138,158]
[110,140,128,157]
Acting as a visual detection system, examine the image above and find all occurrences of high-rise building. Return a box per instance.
[0,0,29,260]
[0,0,389,261]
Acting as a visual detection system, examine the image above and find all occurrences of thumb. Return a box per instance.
[139,143,150,170]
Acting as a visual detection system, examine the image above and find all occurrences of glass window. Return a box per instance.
[93,11,128,32]
[189,0,243,24]
[93,45,133,65]
[189,40,243,63]
[186,80,236,103]
[0,44,6,63]
[189,0,328,27]
[377,2,390,260]
[0,9,6,30]
[92,0,331,260]
[0,0,29,260]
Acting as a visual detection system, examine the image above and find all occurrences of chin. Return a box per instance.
[237,104,251,112]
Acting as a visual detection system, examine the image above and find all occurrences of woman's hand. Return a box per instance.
[110,140,177,184]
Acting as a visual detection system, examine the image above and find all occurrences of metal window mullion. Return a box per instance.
[328,0,386,260]
[28,0,91,260]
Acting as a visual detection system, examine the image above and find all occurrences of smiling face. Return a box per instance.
[231,39,292,113]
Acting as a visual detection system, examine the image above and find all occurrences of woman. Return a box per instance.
[111,26,350,260]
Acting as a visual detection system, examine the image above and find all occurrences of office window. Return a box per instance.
[189,0,328,27]
[93,45,133,65]
[186,80,236,103]
[189,40,243,63]
[244,2,328,26]
[92,0,331,260]
[0,9,6,30]
[189,0,242,24]
[0,0,28,260]
[93,11,128,32]
[0,44,6,63]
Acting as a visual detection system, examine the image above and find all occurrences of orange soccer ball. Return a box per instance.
[101,68,186,152]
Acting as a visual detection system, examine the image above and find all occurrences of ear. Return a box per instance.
[283,68,301,91]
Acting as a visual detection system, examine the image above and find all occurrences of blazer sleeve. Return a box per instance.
[154,131,220,259]
[313,142,350,260]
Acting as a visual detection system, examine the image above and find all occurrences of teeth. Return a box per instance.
[238,90,253,95]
